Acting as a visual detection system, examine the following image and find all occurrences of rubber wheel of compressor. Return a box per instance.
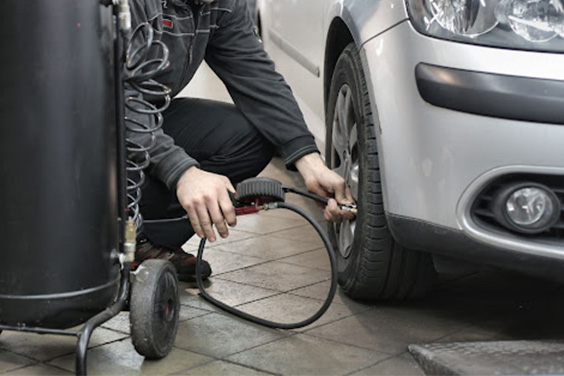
[130,259,179,359]
[236,177,285,203]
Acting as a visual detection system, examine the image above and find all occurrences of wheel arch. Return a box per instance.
[323,18,355,111]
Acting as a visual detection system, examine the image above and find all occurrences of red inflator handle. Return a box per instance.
[234,206,259,216]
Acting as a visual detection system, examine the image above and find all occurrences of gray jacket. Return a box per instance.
[127,0,319,189]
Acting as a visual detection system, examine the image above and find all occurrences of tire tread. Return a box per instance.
[327,43,435,301]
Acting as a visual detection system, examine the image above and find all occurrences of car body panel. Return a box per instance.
[255,0,564,264]
[256,0,408,147]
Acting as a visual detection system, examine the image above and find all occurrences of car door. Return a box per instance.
[261,0,328,138]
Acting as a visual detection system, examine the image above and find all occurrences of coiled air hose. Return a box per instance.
[123,22,171,230]
[195,177,348,329]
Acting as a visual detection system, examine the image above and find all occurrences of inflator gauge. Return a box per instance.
[194,177,357,329]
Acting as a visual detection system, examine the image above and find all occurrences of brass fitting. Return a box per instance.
[123,219,136,263]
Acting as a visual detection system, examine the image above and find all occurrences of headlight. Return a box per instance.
[496,0,564,41]
[425,0,499,37]
[406,0,564,52]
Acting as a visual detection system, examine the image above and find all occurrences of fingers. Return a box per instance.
[333,179,354,206]
[317,173,355,223]
[177,173,236,242]
[185,205,205,240]
[324,199,343,223]
[219,190,237,227]
[195,203,217,242]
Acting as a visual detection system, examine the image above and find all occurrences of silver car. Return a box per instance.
[254,0,564,300]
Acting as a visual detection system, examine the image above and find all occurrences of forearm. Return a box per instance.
[205,0,319,169]
[295,152,326,181]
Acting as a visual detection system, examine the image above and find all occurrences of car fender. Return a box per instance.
[326,0,408,46]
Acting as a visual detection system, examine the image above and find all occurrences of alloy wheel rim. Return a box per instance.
[331,84,359,259]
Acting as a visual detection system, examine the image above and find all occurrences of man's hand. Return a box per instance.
[295,153,355,223]
[176,167,236,242]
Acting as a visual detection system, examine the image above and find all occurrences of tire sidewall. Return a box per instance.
[325,45,379,292]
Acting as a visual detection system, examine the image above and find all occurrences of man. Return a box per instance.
[127,0,354,282]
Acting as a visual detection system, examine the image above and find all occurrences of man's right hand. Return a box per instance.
[176,167,237,242]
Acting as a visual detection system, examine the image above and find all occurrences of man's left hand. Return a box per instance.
[295,153,355,223]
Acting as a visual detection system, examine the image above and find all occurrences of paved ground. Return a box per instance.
[2,66,563,375]
[1,159,564,375]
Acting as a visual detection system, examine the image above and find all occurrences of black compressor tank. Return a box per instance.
[0,1,121,329]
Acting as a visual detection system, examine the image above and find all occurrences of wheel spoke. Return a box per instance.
[332,93,347,165]
[343,89,354,134]
[338,218,356,258]
[333,159,347,177]
[338,89,351,144]
[349,123,358,151]
[349,162,359,199]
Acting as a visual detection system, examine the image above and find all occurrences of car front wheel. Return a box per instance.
[326,43,435,301]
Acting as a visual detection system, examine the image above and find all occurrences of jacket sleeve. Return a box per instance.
[205,0,320,169]
[125,0,199,190]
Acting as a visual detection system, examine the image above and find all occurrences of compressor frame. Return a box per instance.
[0,1,180,374]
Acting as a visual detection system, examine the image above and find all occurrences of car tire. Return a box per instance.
[326,43,435,301]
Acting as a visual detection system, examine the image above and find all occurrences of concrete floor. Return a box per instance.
[1,66,563,375]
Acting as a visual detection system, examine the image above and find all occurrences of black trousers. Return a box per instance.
[140,97,274,249]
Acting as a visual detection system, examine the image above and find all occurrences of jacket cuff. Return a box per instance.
[164,159,200,190]
[282,135,320,170]
[151,149,200,190]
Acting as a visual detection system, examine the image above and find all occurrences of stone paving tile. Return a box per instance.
[183,278,280,307]
[217,261,330,292]
[349,352,425,376]
[414,271,564,339]
[173,360,275,375]
[101,312,132,334]
[0,328,127,362]
[49,339,212,375]
[0,350,36,373]
[303,306,468,356]
[289,280,374,312]
[432,326,511,343]
[213,234,320,261]
[193,247,268,275]
[227,333,388,375]
[278,248,332,271]
[177,290,223,312]
[177,305,215,322]
[100,305,214,335]
[236,293,360,332]
[269,225,325,247]
[182,228,257,252]
[4,363,72,375]
[173,312,287,358]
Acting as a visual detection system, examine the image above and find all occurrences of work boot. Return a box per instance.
[131,238,212,282]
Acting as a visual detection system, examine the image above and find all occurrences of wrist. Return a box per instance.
[177,166,199,187]
[295,152,324,177]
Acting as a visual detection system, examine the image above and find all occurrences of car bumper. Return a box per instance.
[361,20,564,261]
[415,63,564,125]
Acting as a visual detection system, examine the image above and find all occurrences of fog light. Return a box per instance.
[491,183,561,234]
